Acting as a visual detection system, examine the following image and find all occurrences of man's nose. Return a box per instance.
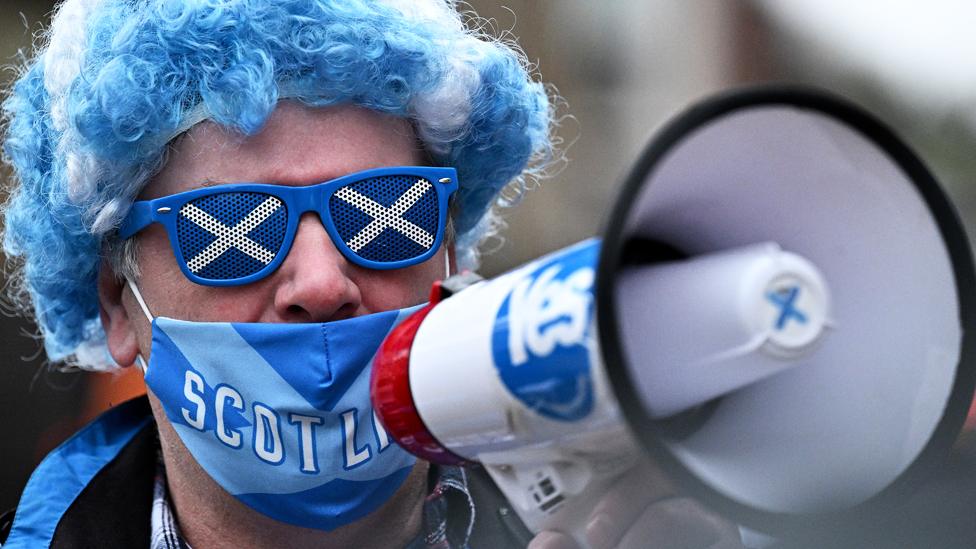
[272,213,362,322]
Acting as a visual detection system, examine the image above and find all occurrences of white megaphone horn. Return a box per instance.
[370,86,976,545]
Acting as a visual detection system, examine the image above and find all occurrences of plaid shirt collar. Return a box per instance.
[150,456,475,549]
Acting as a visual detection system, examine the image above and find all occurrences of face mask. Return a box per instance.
[128,281,419,531]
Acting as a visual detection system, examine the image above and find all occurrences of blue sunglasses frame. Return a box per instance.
[119,166,459,286]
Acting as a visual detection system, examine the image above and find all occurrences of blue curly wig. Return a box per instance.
[2,0,556,369]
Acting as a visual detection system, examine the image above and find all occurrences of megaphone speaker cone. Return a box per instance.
[596,85,976,534]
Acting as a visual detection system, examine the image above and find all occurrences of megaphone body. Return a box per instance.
[373,239,636,542]
[371,86,976,545]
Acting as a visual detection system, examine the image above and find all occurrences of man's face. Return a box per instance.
[104,101,449,362]
[97,101,447,534]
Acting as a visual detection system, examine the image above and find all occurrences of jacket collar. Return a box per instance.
[2,397,155,548]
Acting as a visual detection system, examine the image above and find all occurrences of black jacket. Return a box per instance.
[0,397,532,548]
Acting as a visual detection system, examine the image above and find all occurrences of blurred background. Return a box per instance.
[3,0,976,518]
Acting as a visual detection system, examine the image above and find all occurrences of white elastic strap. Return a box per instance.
[124,277,153,374]
[444,249,451,279]
[135,354,148,374]
[125,276,155,323]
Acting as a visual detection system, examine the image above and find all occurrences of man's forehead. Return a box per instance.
[140,103,424,200]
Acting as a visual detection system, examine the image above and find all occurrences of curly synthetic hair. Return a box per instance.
[1,0,557,369]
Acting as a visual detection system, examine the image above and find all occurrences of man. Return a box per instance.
[0,1,742,547]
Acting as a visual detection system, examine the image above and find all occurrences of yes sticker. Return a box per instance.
[492,240,599,421]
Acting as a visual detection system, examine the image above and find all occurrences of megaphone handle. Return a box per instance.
[483,453,637,548]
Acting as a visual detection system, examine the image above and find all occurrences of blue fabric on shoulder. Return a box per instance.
[3,398,152,548]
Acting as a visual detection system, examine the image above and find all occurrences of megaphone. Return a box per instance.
[370,86,976,544]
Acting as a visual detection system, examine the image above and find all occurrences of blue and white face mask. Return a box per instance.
[129,281,419,531]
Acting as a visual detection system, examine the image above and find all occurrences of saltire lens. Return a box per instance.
[329,175,438,263]
[177,192,288,281]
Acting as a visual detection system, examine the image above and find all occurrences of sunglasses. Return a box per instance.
[119,166,458,286]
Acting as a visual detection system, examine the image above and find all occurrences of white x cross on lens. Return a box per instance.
[335,178,434,252]
[181,197,282,273]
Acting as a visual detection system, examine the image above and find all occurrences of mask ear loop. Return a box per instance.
[444,248,451,279]
[125,276,154,374]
